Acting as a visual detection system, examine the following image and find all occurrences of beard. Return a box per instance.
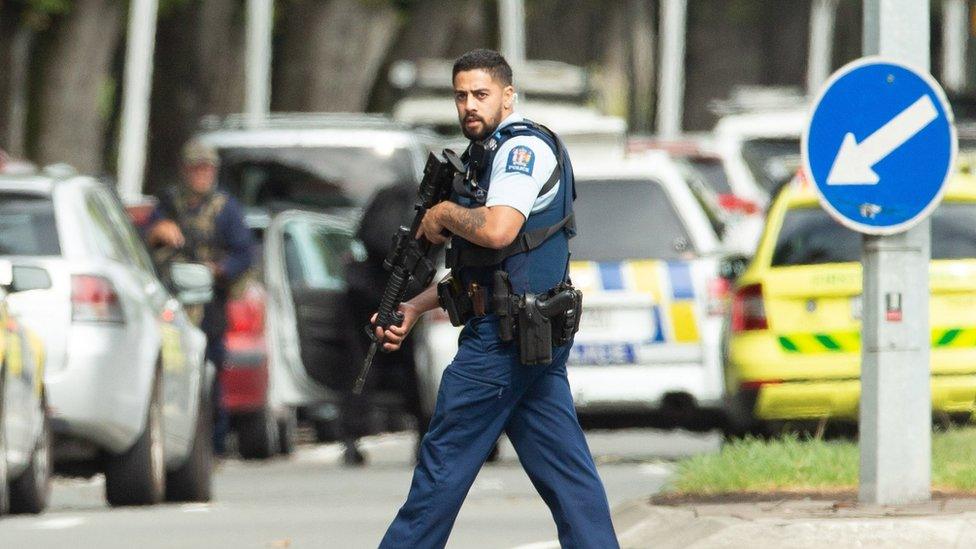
[460,112,499,141]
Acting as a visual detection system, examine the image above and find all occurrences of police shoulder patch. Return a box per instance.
[505,145,535,175]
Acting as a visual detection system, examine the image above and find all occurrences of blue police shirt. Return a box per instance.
[483,113,560,219]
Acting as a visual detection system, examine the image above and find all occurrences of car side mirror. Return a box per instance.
[719,254,750,282]
[170,262,214,306]
[12,266,52,292]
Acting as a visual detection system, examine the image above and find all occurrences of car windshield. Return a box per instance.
[741,138,801,193]
[0,193,60,255]
[686,157,732,194]
[570,179,695,261]
[772,203,976,266]
[218,145,417,213]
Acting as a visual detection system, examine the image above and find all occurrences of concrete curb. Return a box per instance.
[613,499,736,549]
[610,497,976,548]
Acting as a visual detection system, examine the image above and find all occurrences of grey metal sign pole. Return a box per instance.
[656,0,687,139]
[245,0,274,126]
[859,0,931,505]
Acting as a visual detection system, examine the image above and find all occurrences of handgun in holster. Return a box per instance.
[492,271,583,365]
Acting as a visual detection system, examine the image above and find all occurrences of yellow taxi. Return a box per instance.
[723,172,976,435]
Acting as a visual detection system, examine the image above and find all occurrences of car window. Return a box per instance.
[771,203,976,267]
[686,157,732,194]
[570,179,695,261]
[94,191,158,277]
[84,192,130,262]
[741,138,801,193]
[282,220,356,291]
[217,145,418,212]
[0,193,60,255]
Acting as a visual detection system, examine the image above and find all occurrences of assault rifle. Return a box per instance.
[353,150,465,394]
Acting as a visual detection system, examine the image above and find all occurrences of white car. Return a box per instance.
[414,152,728,425]
[0,170,214,506]
[711,109,807,251]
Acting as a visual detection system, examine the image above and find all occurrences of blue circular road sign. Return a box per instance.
[802,57,956,235]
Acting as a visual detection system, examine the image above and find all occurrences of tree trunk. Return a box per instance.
[33,0,124,174]
[368,0,489,111]
[684,0,809,131]
[275,0,399,112]
[526,0,608,65]
[628,0,656,133]
[146,0,246,193]
[392,0,487,60]
[594,2,630,118]
[0,10,14,151]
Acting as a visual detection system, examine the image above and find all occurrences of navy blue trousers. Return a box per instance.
[380,317,618,549]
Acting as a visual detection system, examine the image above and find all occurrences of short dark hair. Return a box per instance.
[452,49,513,87]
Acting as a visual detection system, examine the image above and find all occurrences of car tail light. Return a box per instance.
[730,283,767,332]
[72,275,124,323]
[707,277,732,316]
[227,286,265,336]
[740,379,782,391]
[717,194,761,215]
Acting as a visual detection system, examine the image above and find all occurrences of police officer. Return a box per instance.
[373,49,618,548]
[146,140,254,455]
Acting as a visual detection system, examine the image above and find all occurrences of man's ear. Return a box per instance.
[503,86,515,109]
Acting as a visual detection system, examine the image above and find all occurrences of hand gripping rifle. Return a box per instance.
[353,150,465,394]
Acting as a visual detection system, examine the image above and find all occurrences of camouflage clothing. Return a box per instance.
[156,188,230,267]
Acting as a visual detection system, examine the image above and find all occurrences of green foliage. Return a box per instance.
[24,0,72,16]
[668,426,976,495]
[670,434,858,494]
[932,426,976,491]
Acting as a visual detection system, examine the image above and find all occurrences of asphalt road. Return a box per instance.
[0,428,720,548]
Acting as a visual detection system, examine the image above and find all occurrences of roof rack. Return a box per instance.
[389,58,589,100]
[709,86,809,117]
[198,112,408,132]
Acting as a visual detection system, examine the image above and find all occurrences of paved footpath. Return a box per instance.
[605,496,976,549]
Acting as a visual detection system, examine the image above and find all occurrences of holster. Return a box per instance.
[492,271,584,366]
[548,282,583,347]
[437,272,472,326]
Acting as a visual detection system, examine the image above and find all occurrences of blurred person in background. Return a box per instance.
[340,181,430,466]
[145,140,254,456]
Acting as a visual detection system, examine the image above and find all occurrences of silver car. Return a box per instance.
[0,170,214,506]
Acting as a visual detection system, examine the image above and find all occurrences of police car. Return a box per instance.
[414,151,727,425]
[723,173,976,435]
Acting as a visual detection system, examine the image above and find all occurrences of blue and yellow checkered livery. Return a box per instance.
[569,260,701,343]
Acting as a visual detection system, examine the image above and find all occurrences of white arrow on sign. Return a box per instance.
[827,94,938,185]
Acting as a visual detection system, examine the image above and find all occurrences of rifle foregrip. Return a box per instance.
[376,268,408,328]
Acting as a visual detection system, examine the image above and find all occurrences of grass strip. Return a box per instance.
[666,426,976,495]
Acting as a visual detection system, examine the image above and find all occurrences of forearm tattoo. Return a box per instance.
[444,204,487,237]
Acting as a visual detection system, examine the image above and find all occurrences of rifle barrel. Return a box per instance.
[353,341,380,395]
